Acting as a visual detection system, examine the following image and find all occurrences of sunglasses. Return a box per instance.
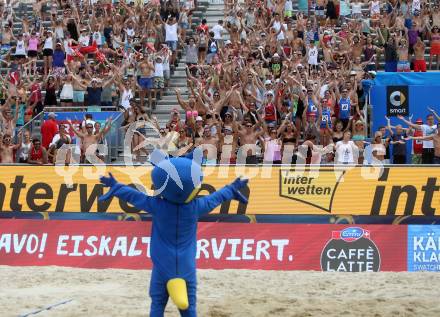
[246,124,252,127]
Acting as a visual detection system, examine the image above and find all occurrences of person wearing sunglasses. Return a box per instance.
[0,132,22,164]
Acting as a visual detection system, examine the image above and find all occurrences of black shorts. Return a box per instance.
[14,54,26,59]
[28,50,38,57]
[43,48,53,56]
[60,99,73,103]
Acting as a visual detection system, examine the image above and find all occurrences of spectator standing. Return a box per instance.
[41,112,58,150]
[399,111,437,164]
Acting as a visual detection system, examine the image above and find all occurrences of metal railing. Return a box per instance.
[18,108,124,163]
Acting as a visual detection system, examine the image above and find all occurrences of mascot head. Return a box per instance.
[150,149,203,204]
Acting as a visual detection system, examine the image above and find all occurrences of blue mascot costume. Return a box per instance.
[99,149,248,317]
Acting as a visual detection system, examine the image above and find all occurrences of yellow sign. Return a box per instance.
[0,166,439,215]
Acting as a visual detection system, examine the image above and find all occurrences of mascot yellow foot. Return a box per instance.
[167,278,189,310]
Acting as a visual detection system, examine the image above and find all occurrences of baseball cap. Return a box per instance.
[265,79,272,85]
[416,118,423,124]
[225,40,232,45]
[196,116,203,121]
[273,53,280,58]
[48,112,57,118]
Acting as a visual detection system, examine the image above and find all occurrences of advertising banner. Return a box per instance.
[370,72,440,163]
[408,225,440,272]
[0,166,440,216]
[0,220,407,271]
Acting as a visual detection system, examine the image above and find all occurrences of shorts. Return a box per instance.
[154,76,164,89]
[186,110,198,119]
[180,22,189,29]
[14,54,26,59]
[60,99,73,103]
[397,61,410,72]
[43,48,53,56]
[138,77,153,89]
[52,66,65,78]
[165,40,178,51]
[384,61,397,72]
[413,59,427,72]
[163,70,170,80]
[73,90,85,103]
[412,153,422,164]
[315,6,325,16]
[28,50,38,57]
[431,42,440,55]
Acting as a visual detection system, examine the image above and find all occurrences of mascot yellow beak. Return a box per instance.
[167,278,189,310]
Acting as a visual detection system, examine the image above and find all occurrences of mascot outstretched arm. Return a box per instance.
[99,150,248,317]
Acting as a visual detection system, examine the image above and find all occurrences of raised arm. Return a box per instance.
[194,177,248,216]
[99,173,156,213]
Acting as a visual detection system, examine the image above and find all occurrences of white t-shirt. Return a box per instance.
[121,89,133,109]
[212,24,225,40]
[154,62,164,77]
[336,141,357,164]
[273,21,286,40]
[351,2,362,14]
[422,124,437,149]
[165,23,178,42]
[308,46,318,65]
[79,34,90,46]
[43,36,53,50]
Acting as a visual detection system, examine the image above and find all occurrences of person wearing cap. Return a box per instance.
[237,112,266,164]
[369,131,387,164]
[388,123,409,164]
[85,74,115,110]
[41,112,59,150]
[137,54,155,110]
[410,118,425,164]
[67,117,112,163]
[154,55,165,101]
[13,33,27,61]
[398,110,438,164]
[219,124,238,164]
[410,123,440,164]
[157,13,180,69]
[194,119,221,165]
[351,118,367,164]
[413,36,427,72]
[269,53,283,78]
[335,86,352,130]
[42,29,54,76]
[52,42,66,80]
[212,20,225,48]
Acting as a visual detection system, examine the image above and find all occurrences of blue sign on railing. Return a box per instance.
[408,225,440,272]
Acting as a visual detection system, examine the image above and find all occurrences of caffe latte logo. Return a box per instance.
[320,227,381,272]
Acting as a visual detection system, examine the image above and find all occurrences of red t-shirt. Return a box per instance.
[41,119,59,150]
[413,129,423,154]
[30,146,43,162]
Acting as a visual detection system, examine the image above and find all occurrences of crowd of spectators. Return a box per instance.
[0,0,439,165]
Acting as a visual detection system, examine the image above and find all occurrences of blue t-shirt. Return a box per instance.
[339,97,351,120]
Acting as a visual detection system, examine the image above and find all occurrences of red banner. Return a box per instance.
[0,220,407,271]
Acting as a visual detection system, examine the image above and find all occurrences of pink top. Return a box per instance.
[28,37,39,51]
[264,138,282,162]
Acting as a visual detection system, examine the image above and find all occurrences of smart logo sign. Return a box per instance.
[408,226,440,272]
[321,227,381,272]
[387,86,409,116]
